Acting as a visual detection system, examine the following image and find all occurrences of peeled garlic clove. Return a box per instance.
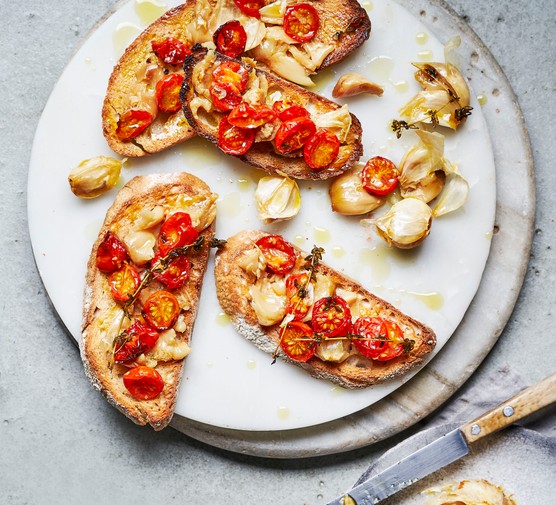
[68,156,124,199]
[398,130,445,189]
[374,198,432,249]
[332,73,384,98]
[400,171,446,203]
[255,175,301,223]
[329,166,385,215]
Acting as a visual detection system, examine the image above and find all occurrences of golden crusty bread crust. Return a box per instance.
[214,230,436,388]
[181,48,364,180]
[80,173,216,429]
[102,4,197,157]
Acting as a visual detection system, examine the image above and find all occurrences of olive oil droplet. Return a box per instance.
[416,32,429,45]
[277,406,290,420]
[359,247,390,281]
[313,226,331,244]
[237,178,252,192]
[368,56,394,81]
[113,22,142,56]
[407,291,444,310]
[361,0,374,11]
[477,94,488,106]
[293,235,306,248]
[247,360,256,370]
[331,246,345,258]
[392,80,409,93]
[417,50,433,62]
[216,312,230,326]
[135,0,167,25]
[217,192,242,218]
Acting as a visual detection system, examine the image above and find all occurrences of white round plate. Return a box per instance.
[28,0,495,431]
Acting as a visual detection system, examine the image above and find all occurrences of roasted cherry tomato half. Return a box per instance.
[157,212,199,257]
[123,366,164,400]
[280,321,316,362]
[352,317,405,361]
[285,272,314,321]
[311,296,352,337]
[114,320,160,364]
[303,129,340,170]
[232,0,264,18]
[274,117,316,154]
[351,317,388,360]
[213,20,247,58]
[283,3,319,43]
[273,101,310,122]
[96,231,129,273]
[361,156,399,196]
[143,290,180,331]
[255,235,297,275]
[116,109,154,141]
[152,254,191,290]
[155,73,184,113]
[217,116,256,155]
[109,263,141,302]
[212,61,249,94]
[228,102,276,129]
[210,82,243,112]
[151,37,190,65]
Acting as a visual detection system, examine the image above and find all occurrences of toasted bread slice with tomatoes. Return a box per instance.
[214,230,436,388]
[80,173,217,429]
[102,3,198,157]
[181,48,364,180]
[102,0,370,157]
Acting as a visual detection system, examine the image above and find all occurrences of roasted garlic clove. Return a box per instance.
[374,198,432,249]
[398,130,446,203]
[432,159,469,217]
[332,73,384,98]
[329,165,385,215]
[255,175,301,223]
[400,62,471,129]
[68,156,124,199]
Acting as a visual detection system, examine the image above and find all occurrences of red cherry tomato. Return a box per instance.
[116,109,154,141]
[232,0,264,18]
[213,20,247,58]
[255,235,297,275]
[212,61,249,94]
[274,117,316,154]
[123,366,164,400]
[311,296,352,337]
[151,37,190,65]
[155,73,184,113]
[280,321,316,362]
[361,156,399,196]
[152,254,191,290]
[283,3,319,43]
[228,102,276,129]
[114,320,160,364]
[157,212,199,257]
[273,101,310,122]
[109,263,141,302]
[210,82,243,112]
[143,290,180,331]
[285,272,314,321]
[96,232,129,273]
[303,129,340,170]
[352,317,405,361]
[217,116,256,155]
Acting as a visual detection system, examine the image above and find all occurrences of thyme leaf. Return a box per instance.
[391,119,418,139]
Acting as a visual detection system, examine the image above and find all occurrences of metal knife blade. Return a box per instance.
[326,428,469,505]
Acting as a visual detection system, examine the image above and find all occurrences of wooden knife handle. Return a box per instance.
[461,372,556,443]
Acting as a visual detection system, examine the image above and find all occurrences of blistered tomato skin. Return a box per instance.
[304,129,340,170]
[116,109,154,141]
[361,156,399,196]
[96,232,129,273]
[114,320,160,364]
[255,235,297,275]
[143,290,181,331]
[213,20,247,58]
[151,37,190,65]
[123,366,165,401]
[283,4,320,43]
[155,73,185,113]
[233,0,264,18]
[157,212,198,257]
[109,263,141,302]
[274,117,316,154]
[217,116,256,155]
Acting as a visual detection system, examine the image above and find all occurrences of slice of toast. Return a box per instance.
[102,0,370,157]
[181,48,364,180]
[80,173,217,429]
[214,230,436,388]
[102,3,197,157]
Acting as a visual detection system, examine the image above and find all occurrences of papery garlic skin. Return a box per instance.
[374,198,432,249]
[329,165,385,215]
[398,130,446,203]
[400,62,471,130]
[255,175,301,223]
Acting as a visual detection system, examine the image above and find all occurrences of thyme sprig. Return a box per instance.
[109,235,205,369]
[271,245,324,364]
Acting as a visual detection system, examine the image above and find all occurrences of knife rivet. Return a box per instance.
[503,406,514,417]
[470,424,481,435]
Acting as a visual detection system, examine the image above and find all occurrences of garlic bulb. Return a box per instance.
[329,165,385,215]
[68,156,124,199]
[374,198,432,249]
[400,62,471,130]
[255,175,301,223]
[398,130,446,203]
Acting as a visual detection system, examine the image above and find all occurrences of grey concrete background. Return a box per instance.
[1,1,554,504]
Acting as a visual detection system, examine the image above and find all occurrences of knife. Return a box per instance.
[327,371,556,505]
